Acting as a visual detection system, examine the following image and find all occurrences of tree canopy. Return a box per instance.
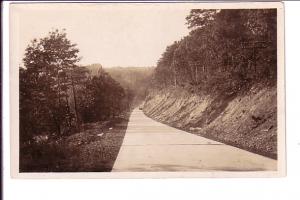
[153,9,277,94]
[20,29,130,143]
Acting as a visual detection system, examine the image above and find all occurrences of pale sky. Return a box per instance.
[12,3,190,67]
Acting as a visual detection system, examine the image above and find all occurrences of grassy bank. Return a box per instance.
[20,112,131,172]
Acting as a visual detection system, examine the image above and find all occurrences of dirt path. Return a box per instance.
[112,108,277,172]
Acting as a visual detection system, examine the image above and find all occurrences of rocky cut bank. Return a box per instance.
[143,83,277,159]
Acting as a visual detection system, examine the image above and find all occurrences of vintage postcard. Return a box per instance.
[10,2,285,178]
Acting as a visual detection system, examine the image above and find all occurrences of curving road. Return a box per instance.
[112,108,277,172]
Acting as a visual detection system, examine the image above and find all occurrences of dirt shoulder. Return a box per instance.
[20,112,130,172]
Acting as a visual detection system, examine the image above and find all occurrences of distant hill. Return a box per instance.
[84,64,154,106]
[105,66,154,105]
[105,66,154,89]
[84,63,103,77]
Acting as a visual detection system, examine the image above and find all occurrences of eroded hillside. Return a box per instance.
[143,83,277,159]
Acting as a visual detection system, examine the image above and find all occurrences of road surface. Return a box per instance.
[112,108,277,172]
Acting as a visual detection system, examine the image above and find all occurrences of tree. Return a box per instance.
[186,9,218,29]
[67,66,90,129]
[79,69,126,123]
[20,29,81,141]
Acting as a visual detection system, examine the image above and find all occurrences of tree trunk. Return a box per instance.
[65,95,72,128]
[56,72,62,135]
[71,75,80,130]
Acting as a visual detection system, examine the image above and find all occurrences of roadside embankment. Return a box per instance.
[143,84,277,159]
[20,112,131,172]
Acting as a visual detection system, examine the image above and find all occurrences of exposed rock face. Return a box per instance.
[143,85,277,159]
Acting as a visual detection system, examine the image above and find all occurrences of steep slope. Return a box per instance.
[143,84,277,159]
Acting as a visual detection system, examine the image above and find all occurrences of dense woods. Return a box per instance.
[153,9,277,93]
[20,29,129,144]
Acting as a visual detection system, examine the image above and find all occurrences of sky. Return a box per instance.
[12,3,191,68]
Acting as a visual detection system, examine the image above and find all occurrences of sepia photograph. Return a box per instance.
[9,2,285,178]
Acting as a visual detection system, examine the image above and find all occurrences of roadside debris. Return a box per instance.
[97,133,105,137]
[189,127,202,131]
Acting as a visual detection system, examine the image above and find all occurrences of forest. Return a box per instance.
[81,64,153,108]
[152,9,277,94]
[19,30,139,171]
[19,30,131,142]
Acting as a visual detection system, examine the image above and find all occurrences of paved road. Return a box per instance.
[112,108,277,172]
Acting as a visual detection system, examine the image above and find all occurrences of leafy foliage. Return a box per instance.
[153,9,277,94]
[20,29,130,144]
[79,69,127,123]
